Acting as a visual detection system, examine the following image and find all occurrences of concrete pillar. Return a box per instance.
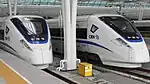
[70,0,78,69]
[14,0,18,15]
[138,4,144,21]
[7,0,12,16]
[57,0,80,71]
[7,0,18,16]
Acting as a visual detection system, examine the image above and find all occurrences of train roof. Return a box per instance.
[78,14,122,18]
[134,20,150,27]
[46,19,59,23]
[7,15,43,19]
[134,20,150,23]
[46,14,123,23]
[0,15,44,23]
[76,14,123,21]
[93,14,122,17]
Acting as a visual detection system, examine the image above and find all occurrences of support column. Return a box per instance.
[7,0,12,16]
[138,3,144,21]
[57,0,80,71]
[14,0,18,15]
[70,0,78,69]
[63,0,73,70]
[7,0,18,16]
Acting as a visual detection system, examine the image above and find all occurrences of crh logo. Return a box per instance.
[89,34,99,40]
[89,35,95,39]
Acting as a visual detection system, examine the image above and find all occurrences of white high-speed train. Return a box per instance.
[47,14,150,68]
[0,15,53,69]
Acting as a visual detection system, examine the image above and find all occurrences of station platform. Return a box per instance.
[0,48,149,84]
[0,49,67,84]
[48,56,146,84]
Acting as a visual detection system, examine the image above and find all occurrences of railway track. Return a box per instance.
[86,59,150,83]
[92,63,150,83]
[45,53,150,83]
[43,69,78,84]
[104,66,150,80]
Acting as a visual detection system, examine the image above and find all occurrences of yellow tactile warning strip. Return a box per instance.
[0,59,31,84]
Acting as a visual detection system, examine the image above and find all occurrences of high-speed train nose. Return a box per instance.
[41,48,53,64]
[129,43,150,63]
[30,48,52,64]
[30,48,43,64]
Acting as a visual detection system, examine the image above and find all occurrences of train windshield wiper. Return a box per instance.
[23,23,37,37]
[25,27,37,37]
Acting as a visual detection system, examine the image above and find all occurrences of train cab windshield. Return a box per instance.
[11,17,48,43]
[99,16,142,41]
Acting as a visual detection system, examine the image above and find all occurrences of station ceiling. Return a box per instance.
[0,0,150,19]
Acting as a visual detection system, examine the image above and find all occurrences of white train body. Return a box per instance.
[48,14,150,68]
[0,15,53,69]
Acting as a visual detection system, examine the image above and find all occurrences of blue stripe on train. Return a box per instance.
[76,40,112,52]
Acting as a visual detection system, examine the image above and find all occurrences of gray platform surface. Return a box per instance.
[0,49,67,84]
[48,56,146,84]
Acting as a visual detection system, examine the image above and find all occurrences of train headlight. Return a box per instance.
[116,38,131,48]
[20,40,33,51]
[127,36,131,39]
[136,36,140,39]
[132,36,136,39]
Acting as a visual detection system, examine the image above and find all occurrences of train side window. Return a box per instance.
[136,26,150,31]
[60,28,64,37]
[0,30,4,40]
[76,28,87,39]
[50,29,60,36]
[136,26,150,37]
[90,25,99,33]
[50,28,64,37]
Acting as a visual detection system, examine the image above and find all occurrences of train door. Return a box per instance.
[76,21,88,52]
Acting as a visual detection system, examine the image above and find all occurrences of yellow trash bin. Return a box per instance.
[78,62,92,77]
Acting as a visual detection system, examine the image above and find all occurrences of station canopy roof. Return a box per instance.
[0,0,150,7]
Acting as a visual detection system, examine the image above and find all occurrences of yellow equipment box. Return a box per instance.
[78,62,92,77]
